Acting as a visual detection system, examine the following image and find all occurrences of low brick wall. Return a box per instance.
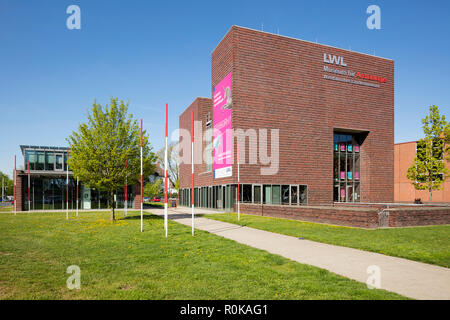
[236,203,450,228]
[387,207,450,227]
[237,203,380,228]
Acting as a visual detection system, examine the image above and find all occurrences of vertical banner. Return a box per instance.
[213,72,233,179]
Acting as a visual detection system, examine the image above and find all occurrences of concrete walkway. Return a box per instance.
[150,207,450,300]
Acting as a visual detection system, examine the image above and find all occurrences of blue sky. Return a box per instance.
[0,0,449,176]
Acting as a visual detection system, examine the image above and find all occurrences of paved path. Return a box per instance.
[149,207,450,300]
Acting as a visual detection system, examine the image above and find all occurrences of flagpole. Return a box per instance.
[76,177,79,217]
[164,103,168,238]
[66,147,69,220]
[237,143,240,221]
[140,119,143,232]
[125,159,127,217]
[28,160,30,212]
[14,155,16,215]
[191,110,195,236]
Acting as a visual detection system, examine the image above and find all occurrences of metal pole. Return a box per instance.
[76,177,79,217]
[164,103,168,237]
[2,175,4,201]
[28,160,30,211]
[191,110,195,236]
[66,147,69,220]
[14,155,16,215]
[125,159,127,217]
[140,119,143,232]
[237,144,240,221]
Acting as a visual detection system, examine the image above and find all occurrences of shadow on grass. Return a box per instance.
[121,214,161,221]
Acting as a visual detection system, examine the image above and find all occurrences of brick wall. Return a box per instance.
[237,203,450,228]
[388,207,450,227]
[133,183,141,209]
[238,203,380,228]
[15,171,23,211]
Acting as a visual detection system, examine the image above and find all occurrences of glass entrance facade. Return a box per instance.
[333,133,361,202]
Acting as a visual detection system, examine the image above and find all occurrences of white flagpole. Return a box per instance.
[28,160,30,212]
[237,143,240,221]
[164,103,168,238]
[76,177,79,217]
[125,159,127,217]
[191,110,195,236]
[66,147,69,220]
[140,119,143,232]
[14,155,16,215]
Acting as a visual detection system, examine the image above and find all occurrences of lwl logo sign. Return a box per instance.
[323,53,347,67]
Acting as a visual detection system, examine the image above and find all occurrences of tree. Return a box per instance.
[143,179,163,199]
[0,172,14,197]
[156,142,179,189]
[68,98,156,221]
[444,123,450,161]
[407,105,449,202]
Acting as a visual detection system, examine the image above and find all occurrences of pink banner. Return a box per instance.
[213,72,233,178]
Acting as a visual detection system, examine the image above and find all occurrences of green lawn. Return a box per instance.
[202,213,450,268]
[0,211,405,299]
[144,202,164,208]
[0,206,12,212]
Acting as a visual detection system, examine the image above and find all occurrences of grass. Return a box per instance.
[144,202,164,208]
[202,213,450,268]
[0,210,406,299]
[0,206,12,212]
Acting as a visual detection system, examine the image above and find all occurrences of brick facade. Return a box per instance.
[180,26,394,205]
[394,141,450,203]
[15,171,23,211]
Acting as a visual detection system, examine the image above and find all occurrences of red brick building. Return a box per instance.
[179,26,395,223]
[395,141,450,203]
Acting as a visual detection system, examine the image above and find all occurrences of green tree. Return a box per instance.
[143,179,163,199]
[0,172,14,198]
[444,123,450,161]
[68,98,156,220]
[407,105,449,202]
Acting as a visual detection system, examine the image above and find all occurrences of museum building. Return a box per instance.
[178,26,396,226]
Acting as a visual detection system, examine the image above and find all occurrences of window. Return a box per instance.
[263,185,271,204]
[253,185,261,204]
[36,152,45,170]
[55,154,63,171]
[25,150,36,170]
[281,185,290,205]
[46,152,54,171]
[334,133,361,202]
[299,185,308,205]
[290,185,298,205]
[242,184,252,203]
[271,185,281,205]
